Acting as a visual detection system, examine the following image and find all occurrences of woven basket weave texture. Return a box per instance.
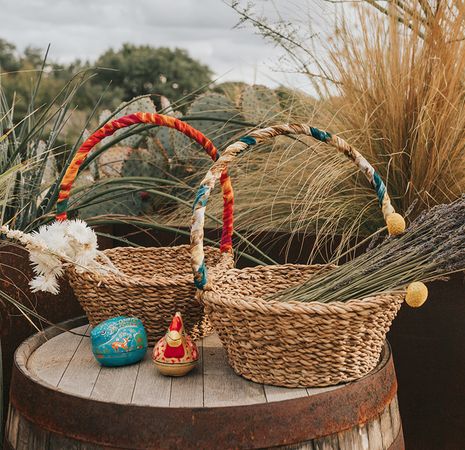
[204,265,403,387]
[58,113,235,344]
[190,123,405,387]
[67,245,232,345]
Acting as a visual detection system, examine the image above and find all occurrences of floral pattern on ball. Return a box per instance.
[91,316,148,367]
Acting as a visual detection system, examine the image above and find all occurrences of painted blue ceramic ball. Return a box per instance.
[91,316,148,367]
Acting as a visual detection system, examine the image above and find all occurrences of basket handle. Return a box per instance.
[56,112,234,254]
[191,124,403,290]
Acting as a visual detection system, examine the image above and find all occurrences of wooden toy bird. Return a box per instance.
[152,312,199,376]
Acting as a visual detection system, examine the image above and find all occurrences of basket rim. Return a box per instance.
[66,244,232,289]
[204,263,405,315]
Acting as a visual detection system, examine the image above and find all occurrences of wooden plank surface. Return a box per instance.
[6,406,20,449]
[26,326,351,408]
[306,385,341,396]
[131,353,171,407]
[170,339,204,407]
[11,324,404,450]
[265,384,308,402]
[366,415,384,450]
[57,327,101,397]
[337,423,369,450]
[379,404,394,449]
[389,395,401,436]
[27,325,88,387]
[203,333,267,407]
[90,361,140,404]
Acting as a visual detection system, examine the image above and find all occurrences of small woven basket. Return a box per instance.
[58,113,235,345]
[190,124,405,387]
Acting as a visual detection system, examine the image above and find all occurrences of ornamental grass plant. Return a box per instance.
[162,90,377,263]
[226,0,465,262]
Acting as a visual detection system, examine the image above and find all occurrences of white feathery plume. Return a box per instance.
[0,220,118,294]
[29,275,60,295]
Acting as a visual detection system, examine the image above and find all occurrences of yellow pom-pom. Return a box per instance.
[405,282,428,308]
[386,213,406,236]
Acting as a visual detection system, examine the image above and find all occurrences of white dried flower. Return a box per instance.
[66,219,94,244]
[1,219,106,295]
[29,274,59,295]
[32,221,68,255]
[29,250,63,277]
[65,219,99,265]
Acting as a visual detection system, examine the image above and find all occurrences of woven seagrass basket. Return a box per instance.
[190,124,405,387]
[58,113,234,345]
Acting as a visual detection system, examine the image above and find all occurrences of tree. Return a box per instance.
[21,46,46,70]
[0,39,20,72]
[93,44,213,109]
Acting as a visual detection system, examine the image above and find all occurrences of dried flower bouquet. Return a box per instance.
[0,220,117,294]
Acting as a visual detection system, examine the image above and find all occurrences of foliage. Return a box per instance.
[359,0,443,38]
[0,40,214,124]
[0,61,271,268]
[158,84,377,263]
[0,64,172,231]
[309,2,465,218]
[0,38,20,72]
[230,0,465,240]
[92,44,213,111]
[86,87,282,218]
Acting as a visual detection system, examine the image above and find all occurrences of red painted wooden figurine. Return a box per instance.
[152,312,199,376]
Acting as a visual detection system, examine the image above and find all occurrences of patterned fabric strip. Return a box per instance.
[191,124,396,290]
[56,112,234,254]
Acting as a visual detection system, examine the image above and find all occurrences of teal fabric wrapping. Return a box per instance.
[310,127,331,142]
[239,136,257,146]
[192,185,209,211]
[194,259,208,289]
[56,198,68,215]
[373,172,387,205]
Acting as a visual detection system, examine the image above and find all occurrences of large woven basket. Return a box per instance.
[190,124,405,387]
[58,113,235,345]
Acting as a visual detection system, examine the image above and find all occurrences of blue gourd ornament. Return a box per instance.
[91,316,147,367]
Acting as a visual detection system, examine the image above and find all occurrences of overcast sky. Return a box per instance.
[0,0,333,90]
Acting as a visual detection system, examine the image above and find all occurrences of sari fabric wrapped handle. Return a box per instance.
[190,124,405,290]
[56,112,234,253]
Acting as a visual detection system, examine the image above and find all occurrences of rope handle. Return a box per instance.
[56,112,234,254]
[190,124,405,290]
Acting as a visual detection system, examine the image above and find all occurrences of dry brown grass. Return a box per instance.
[161,114,378,263]
[321,2,465,215]
[218,0,465,264]
[113,1,465,265]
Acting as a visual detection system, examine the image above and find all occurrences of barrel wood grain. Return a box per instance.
[90,362,139,404]
[24,328,394,408]
[131,354,171,407]
[6,406,19,449]
[27,325,88,386]
[5,319,404,450]
[264,384,308,402]
[203,333,267,407]
[58,326,101,397]
[170,340,203,407]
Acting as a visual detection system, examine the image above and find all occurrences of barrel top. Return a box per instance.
[9,317,398,449]
[22,321,358,408]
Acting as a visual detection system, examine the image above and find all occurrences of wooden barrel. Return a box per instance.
[4,317,403,450]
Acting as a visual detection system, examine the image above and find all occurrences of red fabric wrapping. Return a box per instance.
[56,112,234,253]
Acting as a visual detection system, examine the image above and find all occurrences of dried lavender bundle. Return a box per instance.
[272,195,465,303]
